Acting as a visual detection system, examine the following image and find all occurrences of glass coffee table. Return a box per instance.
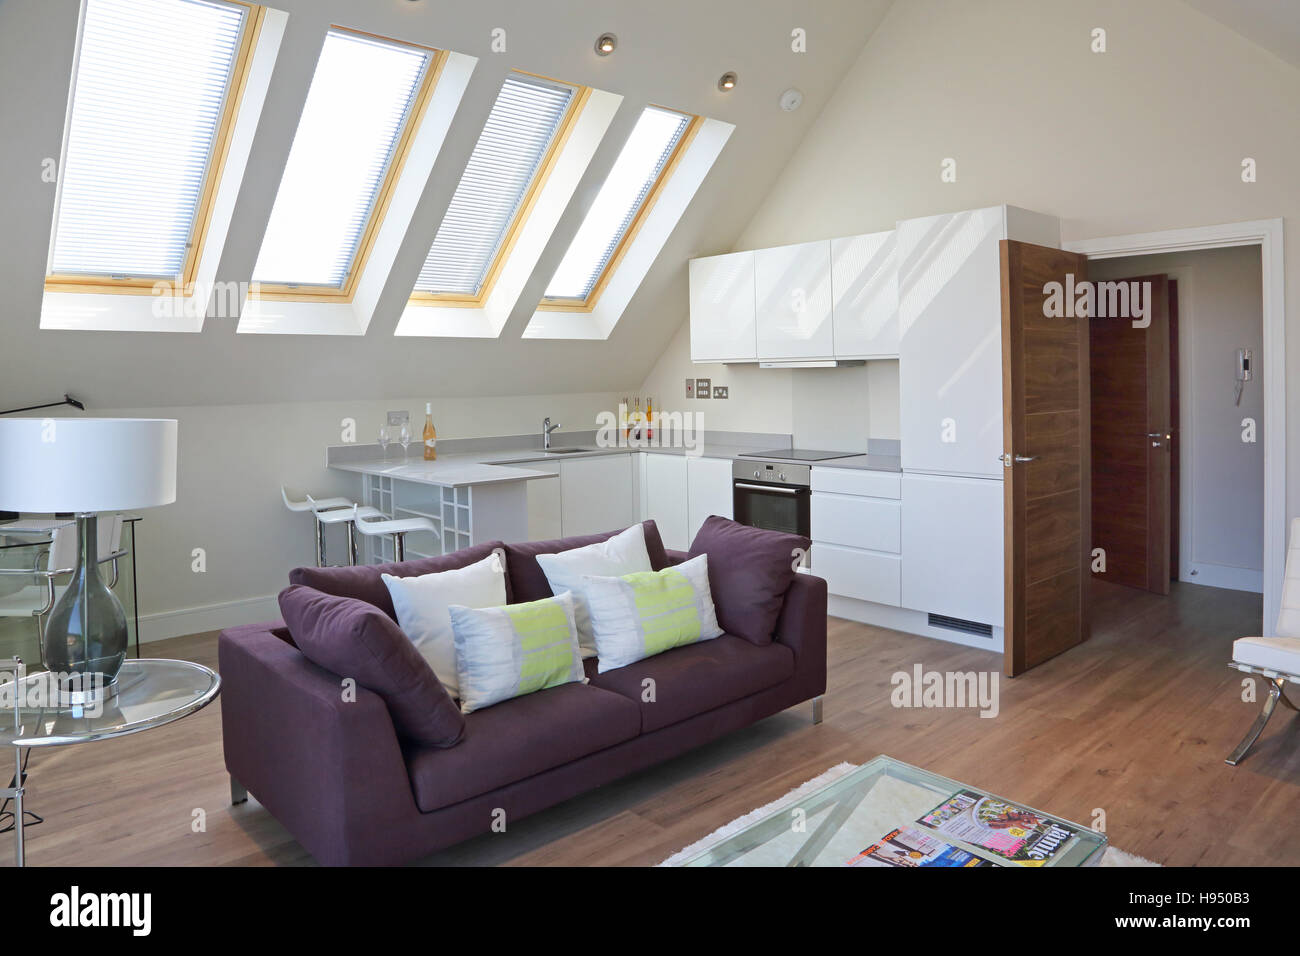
[0,659,220,865]
[680,755,1107,867]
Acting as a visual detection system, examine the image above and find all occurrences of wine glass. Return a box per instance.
[377,424,391,462]
[398,423,412,463]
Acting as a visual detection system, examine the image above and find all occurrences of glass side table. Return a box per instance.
[0,658,220,866]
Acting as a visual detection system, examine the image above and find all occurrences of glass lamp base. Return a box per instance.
[42,515,128,685]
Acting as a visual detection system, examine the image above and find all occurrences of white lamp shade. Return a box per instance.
[0,418,177,512]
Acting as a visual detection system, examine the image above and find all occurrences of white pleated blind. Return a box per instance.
[49,0,247,279]
[252,31,431,288]
[545,107,691,301]
[414,74,575,296]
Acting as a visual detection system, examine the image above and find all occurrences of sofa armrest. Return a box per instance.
[219,623,419,865]
[773,572,827,700]
[664,548,690,566]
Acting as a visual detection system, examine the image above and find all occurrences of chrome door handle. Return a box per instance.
[734,482,801,495]
[1014,455,1037,462]
[998,453,1036,465]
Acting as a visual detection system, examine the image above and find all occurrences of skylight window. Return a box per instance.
[251,29,436,293]
[46,0,254,287]
[542,106,696,305]
[413,73,579,299]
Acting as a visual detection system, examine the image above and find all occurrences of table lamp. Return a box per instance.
[0,418,177,699]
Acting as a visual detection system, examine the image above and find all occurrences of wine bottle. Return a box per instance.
[423,403,437,461]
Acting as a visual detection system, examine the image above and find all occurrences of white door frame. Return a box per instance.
[1064,218,1285,629]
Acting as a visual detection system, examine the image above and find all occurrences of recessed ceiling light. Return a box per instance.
[595,33,617,56]
[718,71,738,92]
[779,87,803,111]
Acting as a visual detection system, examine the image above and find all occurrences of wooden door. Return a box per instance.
[1089,274,1172,593]
[1001,241,1092,676]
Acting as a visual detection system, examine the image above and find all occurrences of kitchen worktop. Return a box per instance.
[327,441,901,487]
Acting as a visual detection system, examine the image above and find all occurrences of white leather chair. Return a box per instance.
[281,487,355,567]
[1227,517,1300,765]
[350,505,437,563]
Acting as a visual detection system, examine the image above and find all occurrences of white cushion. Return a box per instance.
[448,591,585,713]
[381,551,507,699]
[583,553,724,673]
[535,524,652,659]
[1233,635,1300,676]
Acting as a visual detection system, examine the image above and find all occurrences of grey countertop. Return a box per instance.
[328,442,901,488]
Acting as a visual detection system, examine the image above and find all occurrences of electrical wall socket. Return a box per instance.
[695,378,711,400]
[713,386,729,399]
[386,410,410,426]
[684,378,694,399]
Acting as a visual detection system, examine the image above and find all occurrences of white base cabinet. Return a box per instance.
[900,473,1003,626]
[643,454,690,550]
[560,456,635,538]
[810,465,902,608]
[686,456,733,544]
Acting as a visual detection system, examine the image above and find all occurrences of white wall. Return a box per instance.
[1092,247,1265,591]
[643,0,1298,578]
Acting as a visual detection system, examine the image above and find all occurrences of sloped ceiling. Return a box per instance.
[0,0,893,409]
[1181,0,1300,70]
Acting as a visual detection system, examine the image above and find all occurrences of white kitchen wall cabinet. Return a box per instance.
[686,456,733,545]
[754,240,835,361]
[643,453,690,550]
[900,472,1003,626]
[831,230,898,358]
[896,205,1059,478]
[560,455,635,537]
[689,251,757,363]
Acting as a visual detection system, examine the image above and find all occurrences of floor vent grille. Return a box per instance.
[927,613,993,638]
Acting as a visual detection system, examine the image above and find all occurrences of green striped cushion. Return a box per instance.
[448,591,584,713]
[583,554,723,673]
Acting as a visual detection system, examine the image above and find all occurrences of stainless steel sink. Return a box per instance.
[541,447,594,455]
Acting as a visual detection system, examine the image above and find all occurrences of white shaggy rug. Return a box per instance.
[660,762,1159,867]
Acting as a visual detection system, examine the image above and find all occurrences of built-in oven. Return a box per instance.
[732,460,811,537]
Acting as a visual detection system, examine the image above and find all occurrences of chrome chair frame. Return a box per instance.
[1225,661,1300,766]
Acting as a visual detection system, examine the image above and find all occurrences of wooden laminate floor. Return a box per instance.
[9,579,1293,866]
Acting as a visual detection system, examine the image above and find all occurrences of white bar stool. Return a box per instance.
[282,487,355,566]
[350,506,437,563]
[310,496,383,566]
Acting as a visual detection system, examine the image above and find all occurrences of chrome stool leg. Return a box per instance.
[393,531,407,563]
[314,516,327,567]
[346,522,359,566]
[1226,677,1288,766]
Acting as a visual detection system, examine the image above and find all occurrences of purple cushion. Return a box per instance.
[590,636,793,732]
[688,516,810,645]
[288,541,509,619]
[404,682,641,811]
[504,520,669,603]
[277,584,465,748]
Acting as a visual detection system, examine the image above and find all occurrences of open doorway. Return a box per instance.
[1087,247,1265,620]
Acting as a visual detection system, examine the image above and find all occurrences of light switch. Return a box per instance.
[684,378,694,399]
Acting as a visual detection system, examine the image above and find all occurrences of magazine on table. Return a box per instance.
[845,827,993,867]
[914,789,1079,866]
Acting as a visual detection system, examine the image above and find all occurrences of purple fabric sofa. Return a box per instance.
[219,519,826,866]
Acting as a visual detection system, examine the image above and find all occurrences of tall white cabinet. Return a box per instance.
[895,204,1059,628]
[896,205,1059,478]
